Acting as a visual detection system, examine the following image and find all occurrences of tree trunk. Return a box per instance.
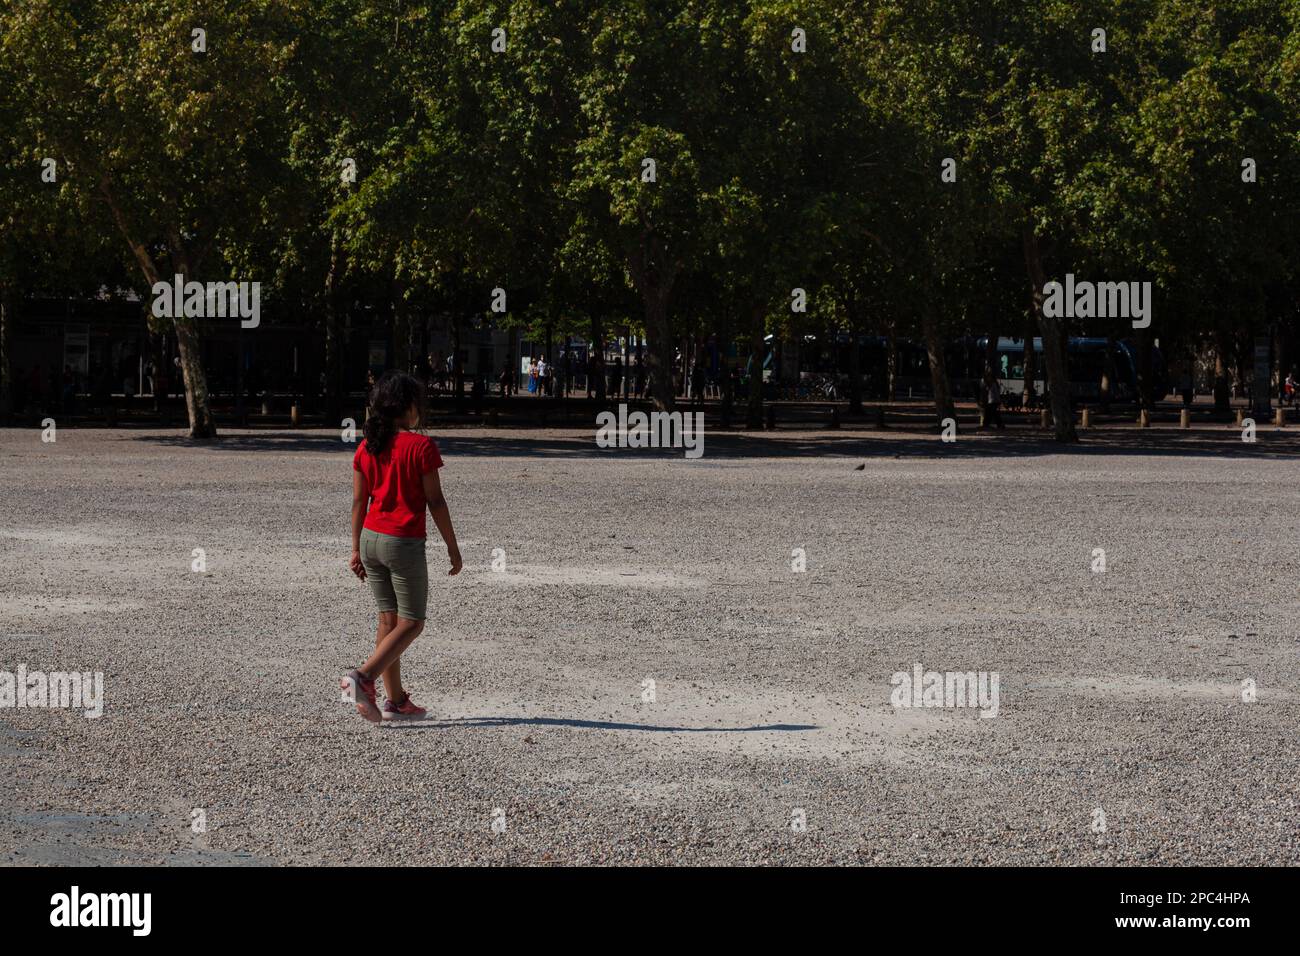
[545,320,554,397]
[101,187,216,438]
[168,252,217,438]
[981,329,997,420]
[679,335,688,400]
[150,327,165,412]
[625,232,682,411]
[588,311,606,402]
[1213,329,1231,412]
[451,316,463,408]
[1273,324,1285,400]
[173,313,217,438]
[391,279,411,375]
[1021,310,1039,408]
[1233,338,1248,400]
[886,322,897,403]
[622,325,631,399]
[642,293,673,410]
[235,323,245,421]
[846,297,863,415]
[1100,334,1116,409]
[1134,327,1154,410]
[0,282,14,420]
[323,229,344,422]
[1022,226,1077,442]
[920,303,955,426]
[746,303,765,428]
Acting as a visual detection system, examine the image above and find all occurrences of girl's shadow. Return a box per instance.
[385,716,819,733]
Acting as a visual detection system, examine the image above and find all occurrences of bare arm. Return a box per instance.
[422,468,462,575]
[349,470,368,580]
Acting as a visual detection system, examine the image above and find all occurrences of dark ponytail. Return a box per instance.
[364,370,424,456]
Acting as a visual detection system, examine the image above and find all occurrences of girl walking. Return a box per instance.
[342,371,462,723]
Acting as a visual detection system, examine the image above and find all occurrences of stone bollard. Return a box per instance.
[1235,408,1245,426]
[487,408,499,427]
[262,398,271,417]
[1040,408,1051,429]
[1138,408,1150,428]
[1081,407,1091,428]
[1180,408,1190,429]
[874,406,886,429]
[1276,407,1286,427]
[290,404,300,427]
[829,406,840,429]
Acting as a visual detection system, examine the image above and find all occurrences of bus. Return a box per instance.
[974,336,1166,404]
[762,334,1165,403]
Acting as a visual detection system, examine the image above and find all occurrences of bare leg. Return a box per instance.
[374,611,403,702]
[361,618,424,684]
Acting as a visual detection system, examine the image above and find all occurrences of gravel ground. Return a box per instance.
[2,425,1298,865]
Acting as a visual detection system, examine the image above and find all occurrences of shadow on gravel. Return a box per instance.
[386,716,820,733]
[127,428,1300,461]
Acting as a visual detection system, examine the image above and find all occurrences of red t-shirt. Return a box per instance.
[353,431,444,538]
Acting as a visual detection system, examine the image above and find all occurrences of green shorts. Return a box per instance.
[360,528,428,621]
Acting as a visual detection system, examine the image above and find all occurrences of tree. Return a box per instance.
[4,0,305,437]
[0,32,123,421]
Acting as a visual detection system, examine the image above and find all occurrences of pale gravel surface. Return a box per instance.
[1,425,1298,866]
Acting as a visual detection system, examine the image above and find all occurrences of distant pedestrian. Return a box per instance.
[609,357,623,400]
[537,355,549,397]
[983,375,1004,430]
[633,356,646,399]
[690,357,708,409]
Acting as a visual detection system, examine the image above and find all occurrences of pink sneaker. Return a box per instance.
[382,694,428,721]
[340,669,381,723]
